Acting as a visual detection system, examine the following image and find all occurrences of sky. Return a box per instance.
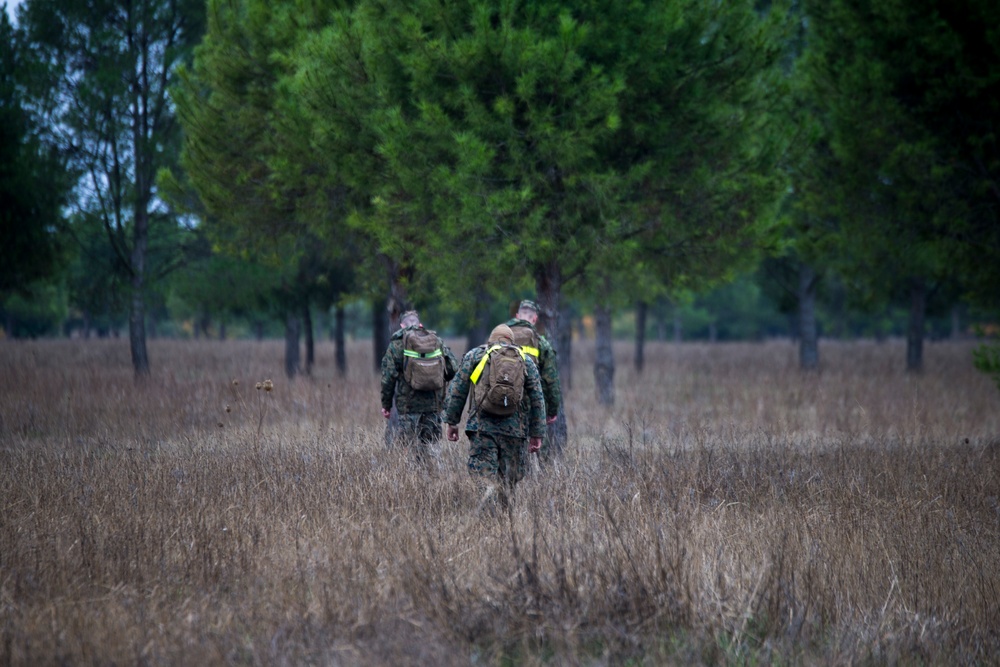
[4,0,23,23]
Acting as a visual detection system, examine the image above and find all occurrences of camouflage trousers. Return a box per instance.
[466,431,529,488]
[387,411,442,466]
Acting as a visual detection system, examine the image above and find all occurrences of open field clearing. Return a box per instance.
[2,338,998,665]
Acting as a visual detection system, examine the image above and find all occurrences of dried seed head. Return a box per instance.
[232,379,239,386]
[255,382,262,391]
[225,405,231,413]
[217,422,224,428]
[263,379,273,392]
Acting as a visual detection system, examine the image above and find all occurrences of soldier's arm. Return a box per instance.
[442,353,474,425]
[538,336,562,417]
[442,340,460,382]
[380,342,400,411]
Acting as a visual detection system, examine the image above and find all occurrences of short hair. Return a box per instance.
[400,310,420,327]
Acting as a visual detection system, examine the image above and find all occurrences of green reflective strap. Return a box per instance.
[521,346,539,358]
[470,345,502,384]
[404,348,443,359]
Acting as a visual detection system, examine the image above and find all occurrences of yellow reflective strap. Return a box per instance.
[470,345,501,384]
[404,348,442,359]
[521,346,539,358]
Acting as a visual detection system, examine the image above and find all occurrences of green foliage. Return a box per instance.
[287,0,797,337]
[801,0,1000,309]
[0,11,70,298]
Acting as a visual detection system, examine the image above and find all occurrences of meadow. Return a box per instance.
[1,336,998,665]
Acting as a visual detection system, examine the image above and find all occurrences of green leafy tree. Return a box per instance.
[802,0,1000,372]
[18,0,205,374]
[0,8,70,326]
[293,0,795,414]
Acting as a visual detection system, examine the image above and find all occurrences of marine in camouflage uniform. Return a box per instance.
[380,310,459,466]
[506,299,563,461]
[444,324,546,507]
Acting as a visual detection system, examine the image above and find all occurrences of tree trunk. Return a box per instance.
[128,218,150,377]
[558,303,573,392]
[907,279,926,373]
[595,302,615,406]
[799,262,819,370]
[950,304,962,340]
[302,302,314,377]
[335,304,347,376]
[466,286,491,350]
[673,311,682,342]
[253,320,264,341]
[385,256,411,332]
[708,322,717,343]
[372,298,388,374]
[634,301,647,373]
[284,311,301,379]
[219,321,226,340]
[535,259,567,453]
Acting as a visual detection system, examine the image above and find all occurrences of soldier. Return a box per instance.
[444,324,546,510]
[380,309,459,466]
[506,299,562,460]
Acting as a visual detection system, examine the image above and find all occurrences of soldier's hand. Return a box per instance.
[447,424,460,442]
[529,437,542,453]
[381,408,391,419]
[546,414,558,425]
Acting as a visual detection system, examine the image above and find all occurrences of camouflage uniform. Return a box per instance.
[380,325,459,464]
[506,317,563,460]
[443,344,546,493]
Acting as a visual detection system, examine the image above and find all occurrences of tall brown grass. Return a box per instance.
[1,337,998,665]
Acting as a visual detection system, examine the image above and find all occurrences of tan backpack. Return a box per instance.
[402,327,445,391]
[471,344,526,416]
[509,324,540,361]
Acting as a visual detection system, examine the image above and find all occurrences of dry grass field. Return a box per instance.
[1,337,998,665]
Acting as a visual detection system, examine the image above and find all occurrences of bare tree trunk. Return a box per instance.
[536,259,567,454]
[302,302,314,376]
[284,311,301,379]
[799,262,819,370]
[128,224,150,377]
[673,311,682,342]
[219,321,226,340]
[950,304,962,339]
[385,257,410,332]
[335,304,346,376]
[907,279,926,373]
[372,298,388,374]
[466,286,491,350]
[558,302,573,392]
[634,301,647,373]
[595,301,615,406]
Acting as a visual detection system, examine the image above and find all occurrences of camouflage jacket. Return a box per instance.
[505,318,561,417]
[443,344,546,438]
[380,325,459,415]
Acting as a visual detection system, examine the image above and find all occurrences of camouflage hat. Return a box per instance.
[488,324,515,344]
[518,299,539,313]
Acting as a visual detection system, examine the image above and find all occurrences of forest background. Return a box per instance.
[3,0,1000,394]
[4,2,1000,664]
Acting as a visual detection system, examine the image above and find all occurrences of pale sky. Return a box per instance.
[4,0,24,23]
